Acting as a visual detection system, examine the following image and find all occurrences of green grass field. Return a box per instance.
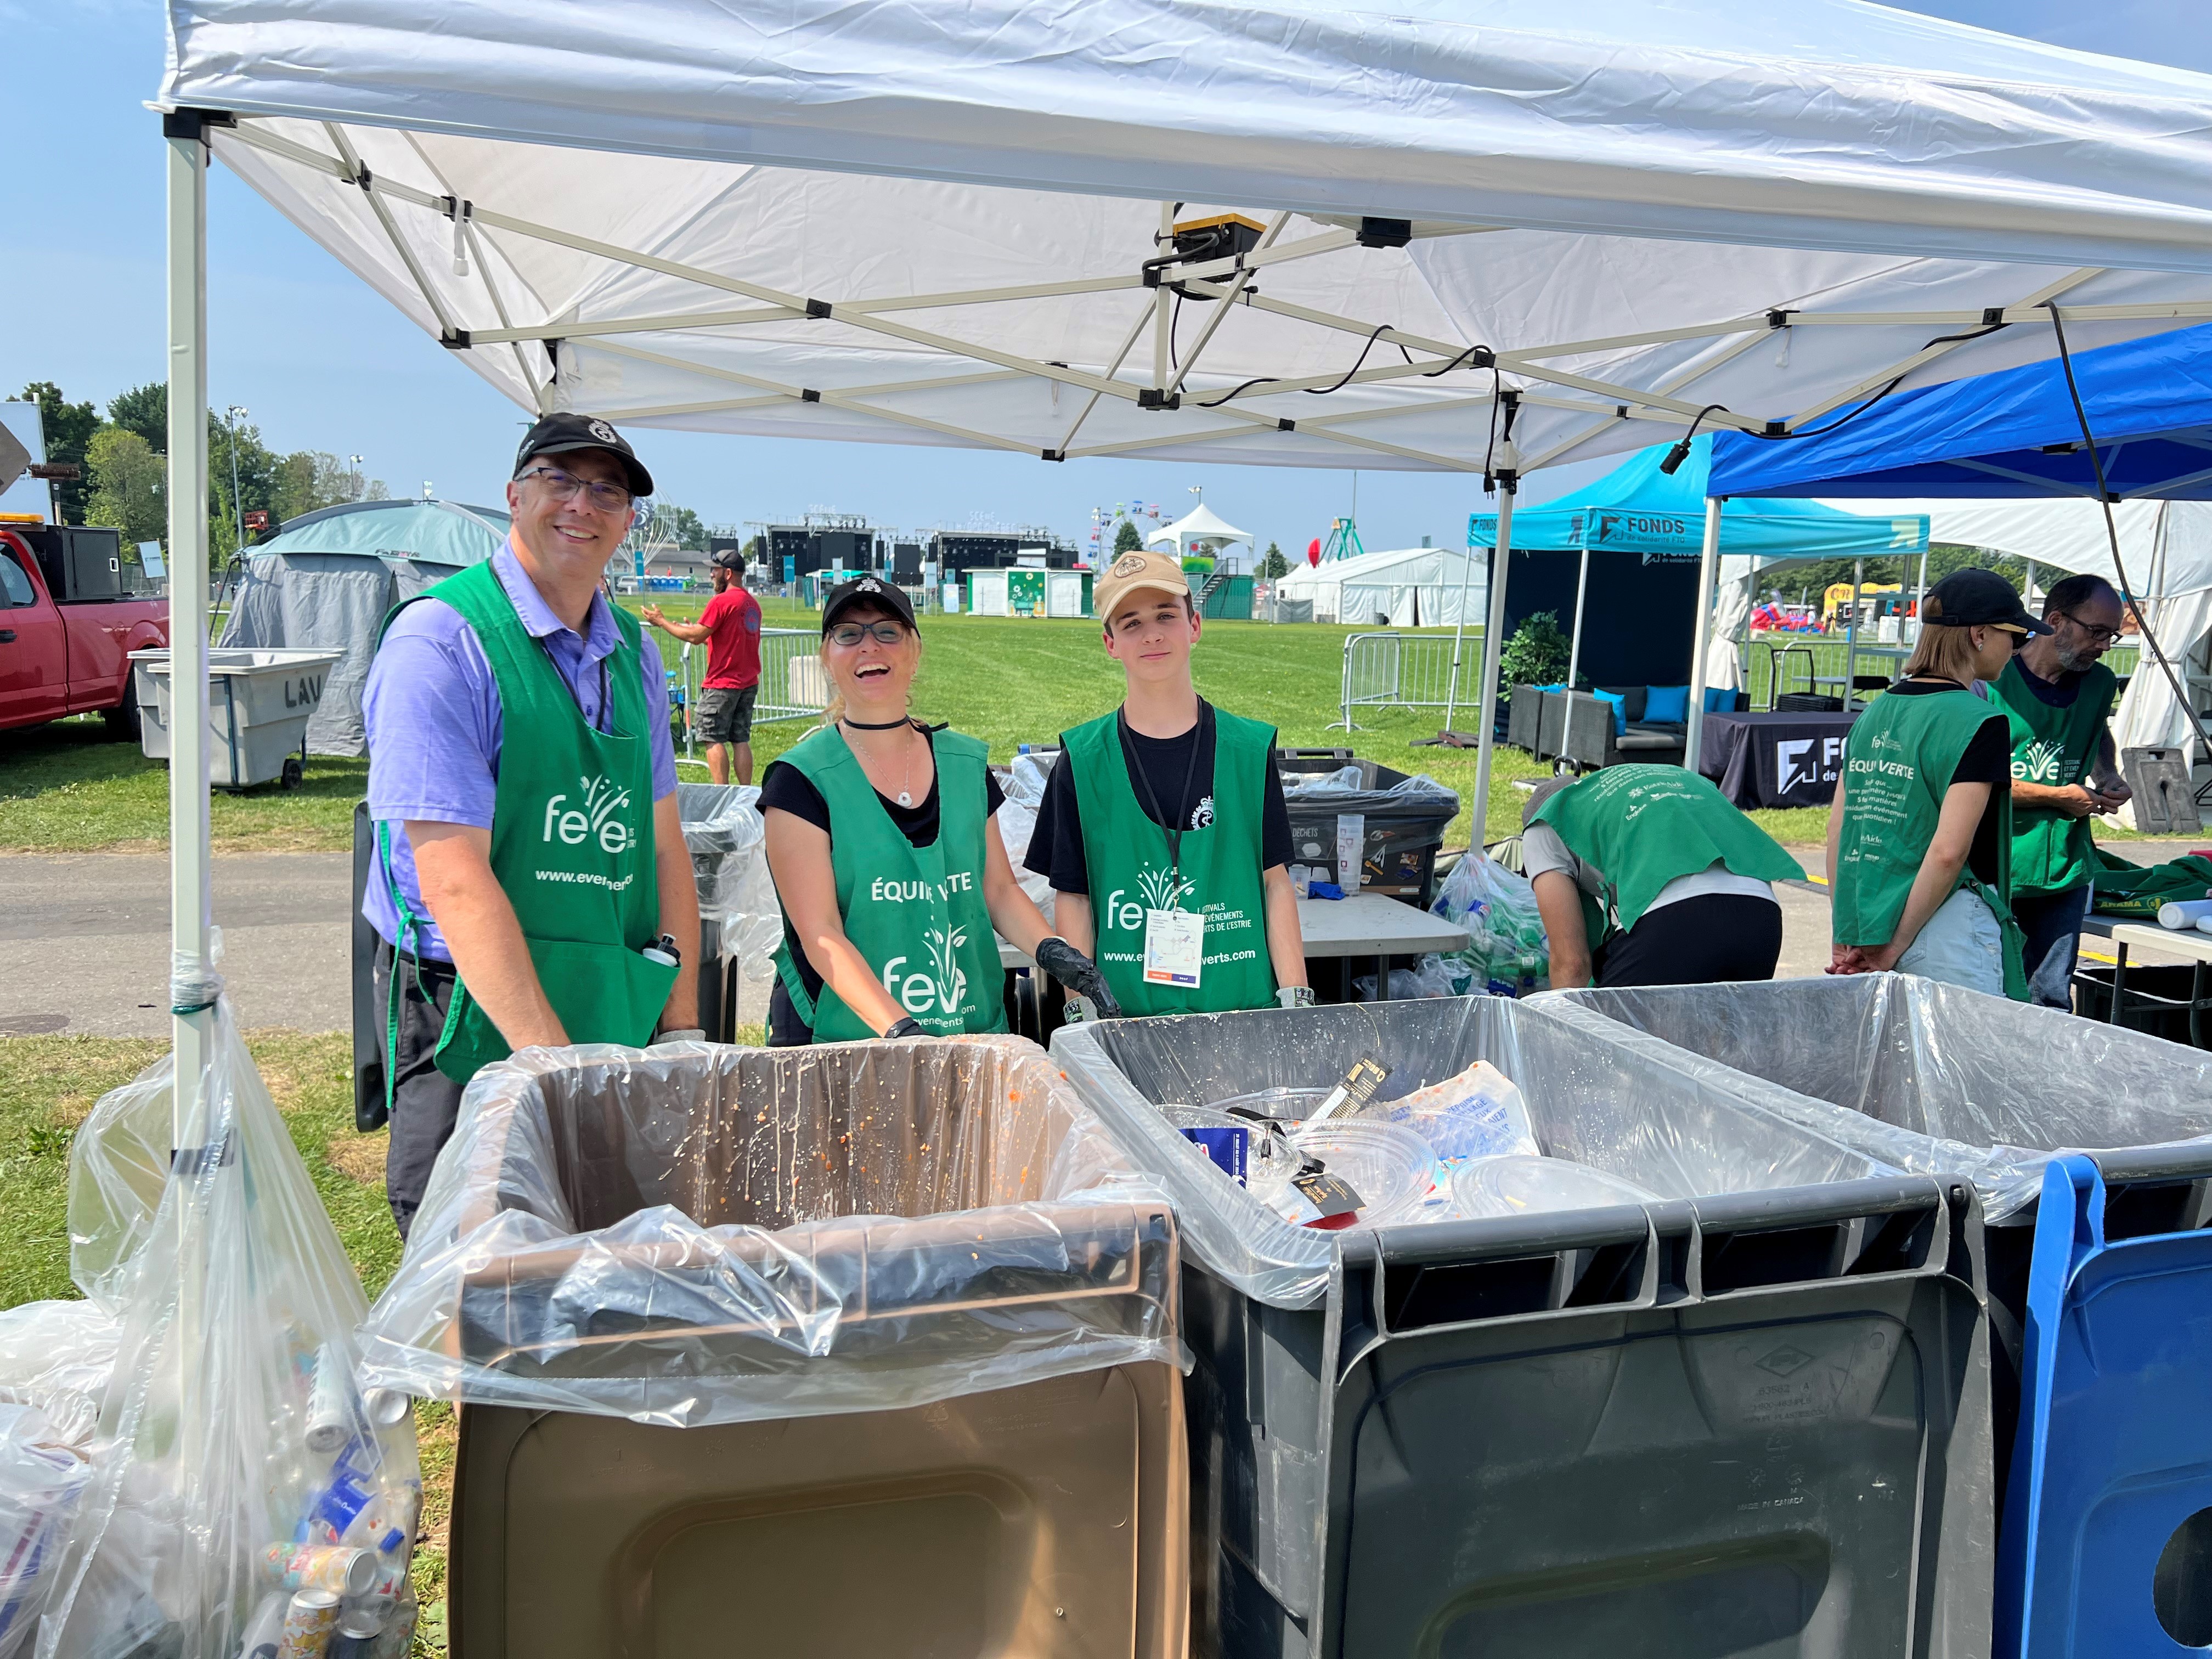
[0,595,1843,854]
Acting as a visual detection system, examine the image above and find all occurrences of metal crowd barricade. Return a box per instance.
[673,625,829,769]
[1329,630,1469,731]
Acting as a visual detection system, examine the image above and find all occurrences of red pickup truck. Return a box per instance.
[0,524,170,738]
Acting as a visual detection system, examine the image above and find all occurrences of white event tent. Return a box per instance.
[1277,544,1488,628]
[1147,502,1253,565]
[150,0,2212,1214]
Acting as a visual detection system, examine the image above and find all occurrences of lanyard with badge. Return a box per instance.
[1120,702,1210,988]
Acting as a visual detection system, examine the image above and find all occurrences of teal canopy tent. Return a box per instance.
[1464,437,1927,731]
[218,498,512,754]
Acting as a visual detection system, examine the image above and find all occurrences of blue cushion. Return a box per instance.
[1703,685,1740,713]
[1643,685,1690,724]
[1590,688,1628,737]
[1534,682,1567,694]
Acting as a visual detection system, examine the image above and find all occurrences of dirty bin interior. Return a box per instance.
[363,1036,1188,1659]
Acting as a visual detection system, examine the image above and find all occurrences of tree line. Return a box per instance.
[8,381,388,569]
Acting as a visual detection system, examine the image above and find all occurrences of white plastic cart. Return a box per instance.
[130,646,341,790]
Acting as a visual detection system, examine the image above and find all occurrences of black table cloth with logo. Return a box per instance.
[1698,710,1860,809]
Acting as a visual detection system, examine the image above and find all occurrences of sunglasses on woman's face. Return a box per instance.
[827,620,907,647]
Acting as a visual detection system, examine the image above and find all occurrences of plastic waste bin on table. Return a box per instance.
[129,645,341,789]
[358,1035,1188,1659]
[1053,999,1993,1659]
[1542,972,2212,1659]
[1276,750,1459,906]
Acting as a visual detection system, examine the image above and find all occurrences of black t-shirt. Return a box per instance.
[1883,680,2010,885]
[759,730,1007,1017]
[1024,705,1294,895]
[2011,658,2084,709]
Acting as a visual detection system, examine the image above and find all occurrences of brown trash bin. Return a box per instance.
[357,1037,1187,1658]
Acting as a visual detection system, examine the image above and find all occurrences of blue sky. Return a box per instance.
[4,1,2209,553]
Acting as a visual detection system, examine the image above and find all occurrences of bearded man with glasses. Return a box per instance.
[1989,571,2134,1007]
[359,413,701,1237]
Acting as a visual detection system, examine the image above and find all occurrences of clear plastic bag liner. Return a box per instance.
[0,1307,119,1453]
[37,1000,420,1659]
[1052,998,1897,1308]
[1545,972,2212,1222]
[676,781,781,982]
[1278,769,1457,809]
[357,1035,1183,1427]
[0,1406,91,1659]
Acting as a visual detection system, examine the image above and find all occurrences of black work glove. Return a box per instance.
[1034,936,1122,1019]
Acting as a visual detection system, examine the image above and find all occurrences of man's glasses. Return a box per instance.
[517,466,635,515]
[2055,610,2123,647]
[827,621,907,647]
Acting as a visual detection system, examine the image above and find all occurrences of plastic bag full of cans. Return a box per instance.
[23,997,421,1659]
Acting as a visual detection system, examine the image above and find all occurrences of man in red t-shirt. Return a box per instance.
[643,547,763,783]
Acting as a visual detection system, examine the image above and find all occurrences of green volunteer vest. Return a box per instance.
[1991,657,2118,898]
[1532,765,1804,945]
[2090,846,2212,918]
[377,560,675,1084]
[769,724,1006,1042]
[1833,682,2028,1000]
[1063,704,1279,1016]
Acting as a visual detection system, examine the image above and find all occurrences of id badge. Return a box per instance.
[1143,907,1205,987]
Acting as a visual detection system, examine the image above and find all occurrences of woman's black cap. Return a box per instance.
[1922,568,2050,635]
[821,574,917,634]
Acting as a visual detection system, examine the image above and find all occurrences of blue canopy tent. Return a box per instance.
[218,498,510,753]
[1464,437,1926,770]
[1708,323,2212,501]
[1707,321,2212,814]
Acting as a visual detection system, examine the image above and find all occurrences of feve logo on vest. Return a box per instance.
[542,774,636,855]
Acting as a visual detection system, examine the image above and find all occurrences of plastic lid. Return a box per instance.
[1272,1119,1437,1228]
[1448,1155,1658,1221]
[1207,1087,1337,1122]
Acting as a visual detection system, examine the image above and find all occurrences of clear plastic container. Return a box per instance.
[1356,1060,1539,1166]
[1449,1155,1658,1221]
[1209,1087,1336,1122]
[1256,1120,1437,1231]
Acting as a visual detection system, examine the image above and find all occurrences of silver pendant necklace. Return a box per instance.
[846,718,916,806]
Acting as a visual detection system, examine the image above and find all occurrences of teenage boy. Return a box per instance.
[1026,548,1311,1015]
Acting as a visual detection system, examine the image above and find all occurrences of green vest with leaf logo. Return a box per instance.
[770,724,1006,1042]
[1062,703,1279,1017]
[1990,657,2117,897]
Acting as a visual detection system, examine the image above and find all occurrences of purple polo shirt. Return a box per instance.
[363,544,677,961]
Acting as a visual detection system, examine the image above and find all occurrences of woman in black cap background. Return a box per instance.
[760,577,1117,1044]
[1827,568,2044,999]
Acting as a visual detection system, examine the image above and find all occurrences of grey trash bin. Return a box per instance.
[130,645,341,789]
[1053,1000,1993,1659]
[674,781,777,1039]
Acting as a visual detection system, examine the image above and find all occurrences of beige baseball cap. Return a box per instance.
[1096,548,1193,623]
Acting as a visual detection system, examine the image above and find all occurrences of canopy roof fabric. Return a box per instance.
[163,1,2212,479]
[1470,437,1927,558]
[251,498,510,567]
[1711,324,2212,500]
[1147,502,1251,554]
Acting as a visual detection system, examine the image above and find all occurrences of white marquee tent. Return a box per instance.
[143,0,2212,1368]
[1277,544,1488,628]
[1147,502,1253,563]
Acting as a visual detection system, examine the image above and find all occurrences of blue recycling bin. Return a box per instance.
[1545,974,2212,1658]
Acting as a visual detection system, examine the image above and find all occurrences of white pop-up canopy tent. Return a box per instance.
[150,0,2212,1206]
[1147,502,1253,563]
[1277,543,1487,628]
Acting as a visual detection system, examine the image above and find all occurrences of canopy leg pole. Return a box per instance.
[164,109,216,1658]
[1151,202,1173,394]
[1916,546,1930,640]
[1566,547,1591,689]
[1684,497,1722,777]
[1845,556,1864,711]
[1442,537,1481,730]
[1469,482,1517,848]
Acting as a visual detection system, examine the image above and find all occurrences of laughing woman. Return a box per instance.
[761,577,1119,1045]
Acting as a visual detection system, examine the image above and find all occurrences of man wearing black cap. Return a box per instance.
[643,545,763,784]
[1829,567,2044,1000]
[361,413,700,1235]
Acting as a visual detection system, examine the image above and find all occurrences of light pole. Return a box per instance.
[348,454,364,501]
[224,405,247,550]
